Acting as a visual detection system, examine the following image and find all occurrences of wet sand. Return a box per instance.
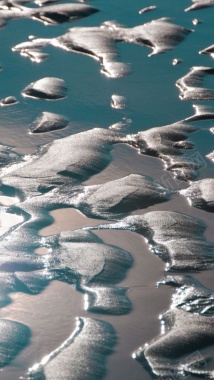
[0,0,213,379]
[0,144,213,380]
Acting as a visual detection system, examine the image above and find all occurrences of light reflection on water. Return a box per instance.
[0,281,83,380]
[0,0,213,379]
[0,209,23,234]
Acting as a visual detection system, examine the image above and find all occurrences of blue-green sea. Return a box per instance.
[0,1,214,379]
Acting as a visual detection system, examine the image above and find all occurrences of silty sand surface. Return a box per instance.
[0,0,213,379]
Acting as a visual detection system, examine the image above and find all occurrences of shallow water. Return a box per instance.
[0,0,213,379]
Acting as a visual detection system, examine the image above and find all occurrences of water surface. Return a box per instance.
[0,1,213,379]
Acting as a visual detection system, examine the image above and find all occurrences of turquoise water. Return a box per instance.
[0,0,213,379]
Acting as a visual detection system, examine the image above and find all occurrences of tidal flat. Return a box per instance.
[0,1,213,379]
